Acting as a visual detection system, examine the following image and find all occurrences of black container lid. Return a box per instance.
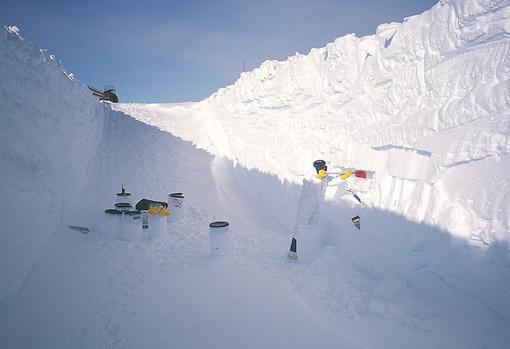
[105,209,122,215]
[125,210,141,216]
[115,203,133,208]
[209,221,229,228]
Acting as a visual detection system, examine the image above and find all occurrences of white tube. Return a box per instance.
[209,221,231,256]
[167,193,184,223]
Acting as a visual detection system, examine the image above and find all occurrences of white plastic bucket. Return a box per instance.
[103,209,122,240]
[116,186,132,205]
[148,214,167,239]
[120,211,142,241]
[209,221,231,256]
[167,193,184,223]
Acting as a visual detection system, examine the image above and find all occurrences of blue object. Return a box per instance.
[313,160,327,174]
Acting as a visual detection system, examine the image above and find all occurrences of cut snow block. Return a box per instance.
[295,224,320,263]
[288,237,298,260]
[167,193,184,224]
[120,211,142,241]
[209,221,231,257]
[103,209,122,239]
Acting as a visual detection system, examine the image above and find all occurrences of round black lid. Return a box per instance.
[209,221,229,228]
[105,209,122,215]
[115,203,133,208]
[125,210,141,216]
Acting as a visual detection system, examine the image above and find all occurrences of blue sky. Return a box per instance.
[1,0,437,103]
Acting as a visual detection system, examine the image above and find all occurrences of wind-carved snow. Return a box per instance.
[1,0,510,348]
[116,0,510,245]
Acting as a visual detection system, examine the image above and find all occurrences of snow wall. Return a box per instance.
[132,0,509,245]
[1,0,509,303]
[0,26,106,300]
[0,25,295,303]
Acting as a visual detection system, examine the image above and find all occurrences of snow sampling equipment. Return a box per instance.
[167,193,184,223]
[88,85,118,103]
[289,237,297,259]
[346,188,362,204]
[135,199,169,239]
[354,170,367,179]
[313,159,327,173]
[351,215,361,230]
[209,221,231,256]
[104,208,123,239]
[103,185,170,240]
[289,160,370,260]
[103,184,140,240]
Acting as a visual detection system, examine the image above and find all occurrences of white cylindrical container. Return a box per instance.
[120,211,142,241]
[295,224,320,263]
[103,209,123,240]
[148,214,167,239]
[140,211,150,239]
[167,193,184,223]
[209,221,231,256]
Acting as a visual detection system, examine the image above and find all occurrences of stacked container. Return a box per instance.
[167,192,184,223]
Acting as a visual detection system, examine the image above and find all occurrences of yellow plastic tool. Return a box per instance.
[340,169,352,180]
[148,207,170,216]
[316,169,328,180]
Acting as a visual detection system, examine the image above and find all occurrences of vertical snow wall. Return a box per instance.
[190,0,510,244]
[0,26,105,300]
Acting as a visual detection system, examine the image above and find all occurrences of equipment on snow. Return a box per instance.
[313,160,327,174]
[209,221,231,256]
[346,188,362,204]
[316,169,328,180]
[135,198,168,212]
[121,211,142,241]
[351,215,361,230]
[104,208,122,215]
[104,208,123,239]
[115,202,133,211]
[148,206,170,217]
[288,237,298,259]
[354,170,367,179]
[115,184,133,208]
[168,193,184,223]
[88,85,119,103]
[340,169,352,180]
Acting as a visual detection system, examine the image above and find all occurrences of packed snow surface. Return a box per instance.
[1,0,510,348]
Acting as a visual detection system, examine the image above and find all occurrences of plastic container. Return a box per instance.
[167,193,184,223]
[120,211,142,241]
[209,221,231,256]
[103,209,123,240]
[116,184,132,206]
[148,213,167,239]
